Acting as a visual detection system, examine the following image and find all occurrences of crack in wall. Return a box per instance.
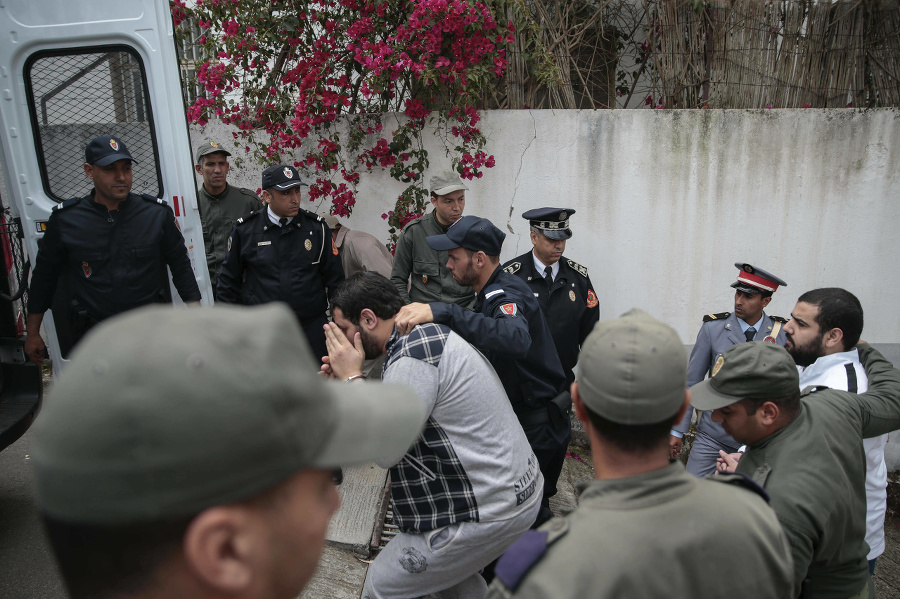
[507,110,537,257]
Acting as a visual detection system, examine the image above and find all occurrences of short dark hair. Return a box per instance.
[797,287,864,349]
[331,272,403,326]
[759,290,773,299]
[741,390,801,420]
[584,405,678,454]
[41,513,193,599]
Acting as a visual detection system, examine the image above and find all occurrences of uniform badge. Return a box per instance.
[712,355,725,376]
[559,211,567,220]
[304,238,312,251]
[332,239,339,256]
[82,261,92,278]
[422,275,428,284]
[586,289,598,308]
[764,336,776,343]
[109,139,119,151]
[284,167,293,179]
[210,141,219,148]
[569,290,576,302]
[500,303,518,316]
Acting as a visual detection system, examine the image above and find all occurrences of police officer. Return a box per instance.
[216,165,344,359]
[194,141,262,297]
[24,135,201,364]
[670,262,787,476]
[395,216,571,526]
[390,169,476,307]
[502,208,599,386]
[484,310,795,599]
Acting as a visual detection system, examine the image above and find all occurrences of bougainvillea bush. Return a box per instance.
[173,0,520,243]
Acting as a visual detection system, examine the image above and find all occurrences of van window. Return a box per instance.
[23,46,162,202]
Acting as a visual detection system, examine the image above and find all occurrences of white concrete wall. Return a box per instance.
[195,108,900,348]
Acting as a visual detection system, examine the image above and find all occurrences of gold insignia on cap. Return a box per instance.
[569,290,576,302]
[109,139,119,151]
[210,141,219,148]
[559,211,567,220]
[284,167,293,179]
[743,264,753,273]
[712,355,725,376]
[304,238,312,251]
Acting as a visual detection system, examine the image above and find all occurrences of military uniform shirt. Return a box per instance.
[390,211,475,307]
[335,226,393,279]
[737,345,900,599]
[197,183,261,289]
[27,191,201,321]
[502,252,599,386]
[486,462,794,599]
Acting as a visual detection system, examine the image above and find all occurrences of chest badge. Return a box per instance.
[712,355,725,376]
[82,261,92,278]
[304,239,312,251]
[569,290,576,302]
[422,275,428,284]
[586,289,599,308]
[764,336,776,343]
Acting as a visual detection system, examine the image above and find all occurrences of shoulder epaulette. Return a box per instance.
[300,208,323,222]
[566,259,588,277]
[52,197,81,212]
[140,193,167,206]
[769,315,788,323]
[712,472,770,503]
[237,187,260,199]
[503,262,522,275]
[800,384,830,397]
[494,519,569,592]
[236,209,262,225]
[703,312,731,322]
[403,214,426,229]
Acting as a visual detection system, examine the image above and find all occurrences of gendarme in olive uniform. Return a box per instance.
[194,142,262,292]
[502,208,599,386]
[390,171,475,307]
[692,342,900,599]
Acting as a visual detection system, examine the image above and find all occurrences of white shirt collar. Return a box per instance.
[532,252,560,281]
[267,206,293,226]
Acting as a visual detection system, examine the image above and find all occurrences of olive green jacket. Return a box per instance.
[389,211,475,307]
[486,462,794,599]
[737,345,900,599]
[197,184,262,290]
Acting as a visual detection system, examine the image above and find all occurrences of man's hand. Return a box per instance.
[323,322,364,381]
[395,303,434,335]
[716,450,742,474]
[24,333,47,365]
[668,435,683,460]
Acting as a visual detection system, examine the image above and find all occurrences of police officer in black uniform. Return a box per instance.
[217,165,344,360]
[395,216,571,526]
[24,135,202,364]
[502,208,599,387]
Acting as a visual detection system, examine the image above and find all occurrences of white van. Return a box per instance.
[0,0,213,381]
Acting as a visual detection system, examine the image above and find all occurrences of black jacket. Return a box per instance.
[27,191,201,321]
[216,209,344,320]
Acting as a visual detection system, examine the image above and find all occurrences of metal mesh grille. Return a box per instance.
[25,47,161,201]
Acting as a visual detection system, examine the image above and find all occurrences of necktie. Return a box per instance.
[279,217,287,227]
[744,327,756,342]
[544,266,553,288]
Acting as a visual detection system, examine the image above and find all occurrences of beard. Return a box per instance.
[786,332,825,367]
[358,327,383,361]
[453,257,478,287]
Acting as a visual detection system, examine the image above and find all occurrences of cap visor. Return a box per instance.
[433,183,468,195]
[425,233,460,251]
[541,229,571,241]
[272,181,308,190]
[93,154,136,167]
[311,381,423,468]
[689,378,743,411]
[730,282,761,294]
